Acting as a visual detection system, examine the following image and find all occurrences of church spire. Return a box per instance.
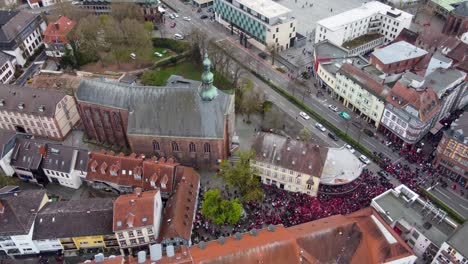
[199,52,218,101]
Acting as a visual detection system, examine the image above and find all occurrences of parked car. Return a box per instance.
[338,111,351,120]
[328,105,338,112]
[200,15,209,19]
[363,129,374,137]
[345,144,355,153]
[183,17,191,21]
[174,34,184,40]
[154,52,163,57]
[359,155,371,165]
[299,111,310,120]
[328,132,339,141]
[169,14,175,19]
[315,123,326,132]
[173,13,179,18]
[258,52,267,59]
[378,170,392,180]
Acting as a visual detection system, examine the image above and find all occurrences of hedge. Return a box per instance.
[152,38,190,54]
[419,188,465,224]
[152,51,191,68]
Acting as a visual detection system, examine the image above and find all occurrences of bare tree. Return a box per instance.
[266,44,277,65]
[264,107,285,131]
[111,3,143,21]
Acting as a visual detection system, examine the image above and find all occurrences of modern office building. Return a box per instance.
[213,0,297,51]
[315,1,412,53]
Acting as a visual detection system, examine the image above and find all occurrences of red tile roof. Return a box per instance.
[113,189,159,232]
[159,166,200,243]
[339,64,389,100]
[86,151,178,194]
[386,81,440,122]
[43,16,76,44]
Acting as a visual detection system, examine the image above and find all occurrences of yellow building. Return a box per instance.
[33,199,118,252]
[251,133,327,197]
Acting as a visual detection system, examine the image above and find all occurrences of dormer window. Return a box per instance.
[18,102,24,109]
[100,162,107,174]
[38,105,45,112]
[0,99,4,106]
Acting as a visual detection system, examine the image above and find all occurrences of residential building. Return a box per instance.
[429,0,466,17]
[113,188,163,255]
[10,138,48,185]
[315,1,412,51]
[432,222,468,264]
[43,16,77,58]
[27,0,58,8]
[370,41,428,75]
[158,166,200,247]
[379,73,441,147]
[75,54,235,170]
[0,11,46,67]
[193,0,212,7]
[78,0,161,21]
[372,185,458,261]
[33,198,117,252]
[442,1,468,36]
[0,84,80,140]
[433,114,468,187]
[251,133,327,197]
[42,144,89,189]
[335,63,390,127]
[424,68,467,128]
[85,151,180,196]
[0,51,15,84]
[0,130,31,176]
[213,0,297,51]
[0,190,48,257]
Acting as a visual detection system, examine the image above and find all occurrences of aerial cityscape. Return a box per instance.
[0,0,466,263]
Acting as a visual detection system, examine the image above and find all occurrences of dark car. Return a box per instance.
[378,170,392,180]
[258,52,267,59]
[363,129,374,137]
[200,15,209,19]
[328,132,339,141]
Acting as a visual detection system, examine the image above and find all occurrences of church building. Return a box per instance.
[75,54,235,169]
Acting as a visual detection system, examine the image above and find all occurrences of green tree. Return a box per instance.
[201,189,243,225]
[216,150,263,202]
[225,199,242,224]
[298,128,312,142]
[0,173,19,188]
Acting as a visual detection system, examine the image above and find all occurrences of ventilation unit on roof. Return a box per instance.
[51,148,60,154]
[94,253,105,263]
[166,245,175,257]
[198,241,206,249]
[250,229,258,237]
[218,236,225,245]
[235,232,242,240]
[18,102,24,109]
[137,251,146,264]
[0,99,4,106]
[267,225,276,232]
[38,105,45,112]
[150,244,162,261]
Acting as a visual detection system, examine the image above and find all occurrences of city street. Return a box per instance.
[428,185,468,218]
[16,50,46,86]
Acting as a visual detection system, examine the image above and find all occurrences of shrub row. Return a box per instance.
[419,188,465,224]
[152,51,191,69]
[152,38,190,54]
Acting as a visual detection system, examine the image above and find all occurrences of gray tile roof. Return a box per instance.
[447,112,468,144]
[10,138,46,170]
[0,131,32,159]
[74,149,89,171]
[33,198,114,239]
[0,190,46,236]
[76,76,233,139]
[0,51,13,66]
[42,144,78,173]
[372,41,428,64]
[447,222,468,258]
[424,68,466,96]
[453,1,468,16]
[0,10,40,42]
[0,84,66,118]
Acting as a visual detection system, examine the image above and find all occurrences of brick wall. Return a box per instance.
[370,54,426,74]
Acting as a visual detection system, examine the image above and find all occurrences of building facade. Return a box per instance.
[433,114,468,187]
[0,85,80,140]
[379,74,441,147]
[79,0,161,21]
[43,16,77,58]
[113,189,162,255]
[315,1,413,48]
[75,55,235,170]
[213,0,297,51]
[432,223,468,264]
[10,138,49,185]
[370,41,428,75]
[251,133,326,197]
[335,64,389,128]
[0,11,46,67]
[0,52,15,84]
[42,144,88,189]
[442,1,468,37]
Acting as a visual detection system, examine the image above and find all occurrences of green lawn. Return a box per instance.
[140,60,235,91]
[151,47,175,62]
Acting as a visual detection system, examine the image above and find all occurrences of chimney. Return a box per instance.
[0,201,4,214]
[135,187,142,198]
[54,22,59,31]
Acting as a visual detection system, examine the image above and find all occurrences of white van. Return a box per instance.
[174,34,184,40]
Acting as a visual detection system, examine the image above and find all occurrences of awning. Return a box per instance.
[430,122,444,134]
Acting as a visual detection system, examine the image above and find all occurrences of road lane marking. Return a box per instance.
[459,204,468,211]
[435,188,451,199]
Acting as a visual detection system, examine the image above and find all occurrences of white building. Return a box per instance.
[213,0,297,51]
[0,52,15,84]
[0,11,46,67]
[0,190,48,257]
[432,223,468,264]
[372,185,459,261]
[42,144,89,189]
[0,131,32,177]
[315,1,413,51]
[113,189,163,255]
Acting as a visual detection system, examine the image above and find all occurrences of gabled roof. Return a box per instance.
[0,11,40,42]
[339,63,390,100]
[452,1,468,16]
[252,133,327,177]
[10,138,47,170]
[159,167,200,243]
[43,16,77,44]
[0,84,66,118]
[75,76,233,139]
[43,144,87,173]
[0,190,46,236]
[113,189,159,232]
[33,198,114,239]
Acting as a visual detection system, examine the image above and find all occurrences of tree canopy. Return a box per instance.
[201,189,243,225]
[216,150,263,202]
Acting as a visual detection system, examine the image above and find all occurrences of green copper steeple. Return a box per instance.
[199,52,218,101]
